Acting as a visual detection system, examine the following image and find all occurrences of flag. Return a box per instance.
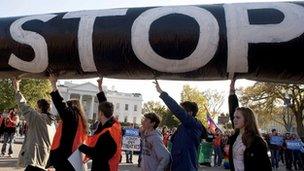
[207,114,221,134]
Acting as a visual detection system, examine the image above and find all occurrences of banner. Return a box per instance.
[207,114,221,134]
[270,136,284,146]
[286,140,304,151]
[1,2,304,82]
[122,128,141,151]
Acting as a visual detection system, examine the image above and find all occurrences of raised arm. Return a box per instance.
[228,78,239,128]
[154,79,198,128]
[12,78,39,122]
[49,74,71,121]
[96,77,107,103]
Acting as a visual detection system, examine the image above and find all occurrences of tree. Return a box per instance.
[202,89,225,118]
[239,82,304,138]
[0,79,52,111]
[181,85,208,126]
[142,101,166,114]
[142,101,180,128]
[19,79,52,107]
[0,79,15,111]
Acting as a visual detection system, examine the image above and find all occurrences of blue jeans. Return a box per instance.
[271,149,279,168]
[1,132,15,155]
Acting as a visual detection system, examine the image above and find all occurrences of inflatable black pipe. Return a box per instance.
[1,2,304,83]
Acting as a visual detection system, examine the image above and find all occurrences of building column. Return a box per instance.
[79,94,83,102]
[90,96,95,120]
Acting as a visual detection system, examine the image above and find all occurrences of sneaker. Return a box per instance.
[8,154,12,158]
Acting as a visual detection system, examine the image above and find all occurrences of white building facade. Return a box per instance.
[51,82,143,124]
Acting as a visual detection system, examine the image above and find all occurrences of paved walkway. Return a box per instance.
[0,141,289,171]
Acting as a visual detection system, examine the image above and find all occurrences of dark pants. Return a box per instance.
[126,151,133,163]
[1,132,15,155]
[285,150,293,170]
[25,165,45,171]
[213,146,223,166]
[293,150,303,170]
[271,149,279,168]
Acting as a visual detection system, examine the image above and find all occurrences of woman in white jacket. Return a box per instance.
[12,78,56,171]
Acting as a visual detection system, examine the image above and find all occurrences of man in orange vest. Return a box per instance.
[1,108,19,157]
[79,78,122,171]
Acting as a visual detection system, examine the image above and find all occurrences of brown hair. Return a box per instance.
[144,113,160,129]
[98,102,114,118]
[67,99,88,132]
[235,107,261,147]
[37,99,50,114]
[180,101,198,117]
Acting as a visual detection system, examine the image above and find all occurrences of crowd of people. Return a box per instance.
[0,76,303,171]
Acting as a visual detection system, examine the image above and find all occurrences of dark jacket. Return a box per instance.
[79,92,118,171]
[48,90,80,171]
[160,92,206,171]
[228,94,271,171]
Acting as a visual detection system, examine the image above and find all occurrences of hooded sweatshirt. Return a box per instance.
[141,129,171,171]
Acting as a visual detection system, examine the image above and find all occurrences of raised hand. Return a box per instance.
[230,77,236,94]
[49,73,58,91]
[153,79,163,94]
[12,77,21,92]
[97,77,103,92]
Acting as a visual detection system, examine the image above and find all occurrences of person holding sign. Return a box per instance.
[228,78,271,171]
[78,77,122,171]
[140,113,170,171]
[269,129,282,169]
[283,133,294,170]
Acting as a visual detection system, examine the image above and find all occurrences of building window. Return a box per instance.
[133,117,137,123]
[125,104,129,111]
[116,103,120,110]
[134,105,137,111]
[124,116,128,123]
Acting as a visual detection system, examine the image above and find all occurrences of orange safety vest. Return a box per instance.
[51,117,87,152]
[84,120,122,171]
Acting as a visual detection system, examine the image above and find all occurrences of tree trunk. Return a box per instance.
[294,112,304,139]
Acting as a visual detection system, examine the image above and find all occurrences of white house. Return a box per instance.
[51,81,143,124]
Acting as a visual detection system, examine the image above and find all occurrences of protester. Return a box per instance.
[283,133,294,170]
[79,77,122,171]
[140,113,170,171]
[47,74,88,170]
[1,108,19,157]
[291,134,303,170]
[269,129,281,169]
[12,78,56,170]
[213,128,223,167]
[154,79,206,171]
[161,126,170,147]
[228,78,271,171]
